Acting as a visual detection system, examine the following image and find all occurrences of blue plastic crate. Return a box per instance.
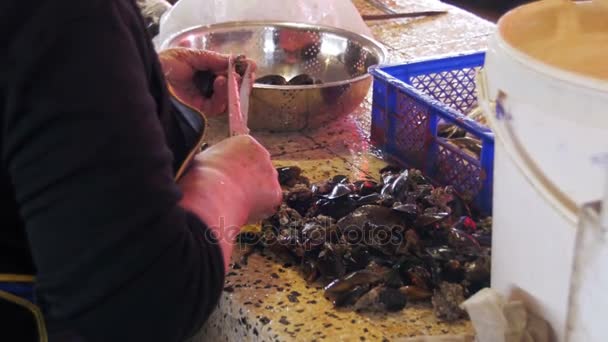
[369,52,494,215]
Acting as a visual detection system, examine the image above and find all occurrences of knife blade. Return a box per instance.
[362,10,447,20]
[227,55,250,136]
[239,62,253,127]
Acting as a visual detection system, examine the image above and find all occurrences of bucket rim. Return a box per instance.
[493,1,608,94]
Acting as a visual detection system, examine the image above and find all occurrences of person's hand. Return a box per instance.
[177,135,282,269]
[158,48,257,115]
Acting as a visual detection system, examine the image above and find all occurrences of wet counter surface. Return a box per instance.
[193,1,494,341]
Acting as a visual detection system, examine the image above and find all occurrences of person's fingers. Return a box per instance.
[184,49,229,72]
[245,59,257,74]
[207,76,228,115]
[161,48,229,73]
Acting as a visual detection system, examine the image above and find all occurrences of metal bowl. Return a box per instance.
[161,21,387,131]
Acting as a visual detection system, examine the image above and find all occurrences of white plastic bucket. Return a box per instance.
[477,0,608,341]
[482,0,608,207]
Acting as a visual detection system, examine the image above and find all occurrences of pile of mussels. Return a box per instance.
[237,166,492,321]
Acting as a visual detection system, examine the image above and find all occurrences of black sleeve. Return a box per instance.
[2,1,224,341]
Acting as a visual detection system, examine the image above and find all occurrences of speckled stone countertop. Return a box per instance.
[191,2,495,341]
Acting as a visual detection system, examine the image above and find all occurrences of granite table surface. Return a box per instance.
[191,1,495,341]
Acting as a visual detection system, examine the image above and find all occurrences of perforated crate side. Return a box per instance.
[371,79,388,148]
[369,52,494,215]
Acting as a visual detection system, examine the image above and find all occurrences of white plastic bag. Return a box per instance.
[155,0,373,49]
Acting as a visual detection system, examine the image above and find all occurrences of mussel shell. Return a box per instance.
[256,74,288,85]
[332,284,370,307]
[326,183,352,199]
[323,270,383,298]
[441,259,465,283]
[389,170,410,197]
[277,166,303,187]
[447,227,481,250]
[337,205,406,245]
[414,210,450,227]
[379,287,407,311]
[464,256,490,284]
[358,193,382,206]
[471,231,492,247]
[381,174,398,190]
[400,286,432,301]
[313,197,358,220]
[407,266,432,290]
[354,286,406,312]
[379,165,402,176]
[343,246,371,273]
[311,180,333,196]
[288,74,315,85]
[425,246,466,262]
[316,243,346,279]
[234,55,248,76]
[384,268,404,288]
[285,186,314,216]
[332,175,349,184]
[392,202,419,217]
[353,180,379,196]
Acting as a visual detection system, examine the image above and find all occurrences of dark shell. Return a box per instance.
[256,74,288,85]
[472,231,492,247]
[288,74,315,85]
[343,246,371,273]
[354,180,380,196]
[332,175,349,184]
[316,243,347,279]
[240,164,491,318]
[392,202,419,220]
[414,209,450,227]
[354,286,406,312]
[441,260,465,283]
[312,196,358,220]
[337,205,405,246]
[326,183,352,200]
[357,193,382,206]
[285,185,314,216]
[379,165,402,176]
[324,270,384,300]
[400,286,432,301]
[234,55,249,76]
[379,287,407,311]
[384,268,404,288]
[407,266,432,290]
[464,256,491,285]
[447,227,481,250]
[302,260,319,283]
[332,284,370,307]
[311,180,333,196]
[277,166,303,187]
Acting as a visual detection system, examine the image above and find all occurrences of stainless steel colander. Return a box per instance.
[161,21,387,131]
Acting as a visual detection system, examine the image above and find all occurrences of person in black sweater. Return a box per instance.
[0,0,282,341]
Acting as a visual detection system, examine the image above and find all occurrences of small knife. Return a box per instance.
[361,10,447,21]
[227,56,251,136]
